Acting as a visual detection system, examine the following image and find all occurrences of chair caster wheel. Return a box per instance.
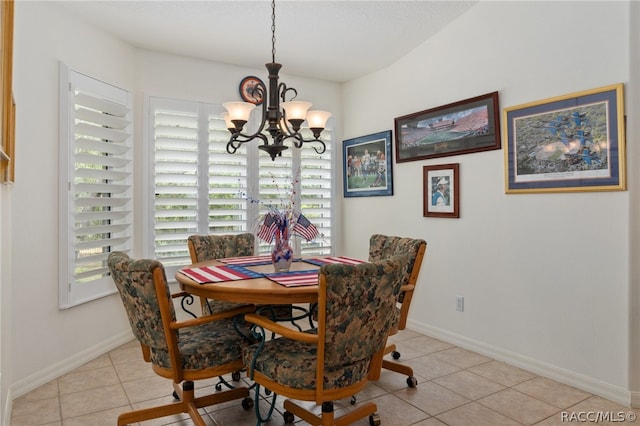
[407,376,418,387]
[265,388,272,395]
[284,411,295,424]
[369,413,381,426]
[172,391,179,400]
[392,350,401,360]
[350,395,357,405]
[241,397,254,410]
[232,371,241,381]
[215,383,222,391]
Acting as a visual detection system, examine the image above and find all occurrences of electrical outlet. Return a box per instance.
[456,296,464,312]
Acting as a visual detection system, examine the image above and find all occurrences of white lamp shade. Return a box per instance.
[223,102,256,122]
[306,110,332,129]
[221,112,234,129]
[282,101,312,121]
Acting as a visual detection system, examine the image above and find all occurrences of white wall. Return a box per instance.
[342,1,633,403]
[9,2,137,396]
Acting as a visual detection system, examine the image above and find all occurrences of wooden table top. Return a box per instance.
[175,259,320,305]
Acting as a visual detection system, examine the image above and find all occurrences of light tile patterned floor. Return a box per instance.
[10,329,638,425]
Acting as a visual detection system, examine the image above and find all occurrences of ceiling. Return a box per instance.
[54,0,477,83]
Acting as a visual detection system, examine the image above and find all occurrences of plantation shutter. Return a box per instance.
[299,123,333,256]
[59,64,133,308]
[151,98,202,275]
[207,105,250,234]
[150,98,252,278]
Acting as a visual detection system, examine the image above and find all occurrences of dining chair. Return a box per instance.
[188,233,292,321]
[107,251,255,426]
[243,254,409,426]
[188,233,257,315]
[368,234,427,387]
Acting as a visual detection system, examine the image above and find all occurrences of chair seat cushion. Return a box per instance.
[152,318,253,370]
[243,338,370,390]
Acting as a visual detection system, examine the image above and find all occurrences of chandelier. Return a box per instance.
[222,0,332,161]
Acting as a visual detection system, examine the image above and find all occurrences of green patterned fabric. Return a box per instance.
[188,233,255,315]
[108,251,253,371]
[188,233,255,262]
[369,234,426,305]
[243,255,408,390]
[368,234,425,279]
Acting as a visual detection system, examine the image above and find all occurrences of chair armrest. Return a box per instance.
[169,305,255,330]
[400,284,415,293]
[170,291,190,299]
[245,313,318,344]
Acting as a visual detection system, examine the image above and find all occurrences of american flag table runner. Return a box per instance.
[177,265,263,284]
[217,255,273,266]
[303,256,367,266]
[265,270,319,287]
[218,255,302,267]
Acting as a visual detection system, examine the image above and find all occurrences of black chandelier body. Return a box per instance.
[223,0,331,161]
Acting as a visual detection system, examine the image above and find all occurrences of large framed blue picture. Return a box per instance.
[343,130,393,198]
[503,83,626,193]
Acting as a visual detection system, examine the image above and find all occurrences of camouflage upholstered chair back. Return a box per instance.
[108,251,174,352]
[187,233,256,315]
[368,234,427,388]
[107,251,253,426]
[187,233,255,262]
[242,254,408,425]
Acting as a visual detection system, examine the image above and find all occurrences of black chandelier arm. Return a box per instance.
[226,132,269,154]
[279,83,298,102]
[281,133,326,154]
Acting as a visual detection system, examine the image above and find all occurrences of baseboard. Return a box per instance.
[408,320,631,407]
[2,387,11,426]
[9,330,133,400]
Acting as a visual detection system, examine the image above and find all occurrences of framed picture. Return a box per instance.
[343,130,393,197]
[503,83,626,194]
[238,75,264,105]
[423,163,459,218]
[395,91,500,163]
[0,0,13,183]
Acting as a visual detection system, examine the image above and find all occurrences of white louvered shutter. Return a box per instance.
[149,99,252,279]
[299,122,333,256]
[59,65,133,308]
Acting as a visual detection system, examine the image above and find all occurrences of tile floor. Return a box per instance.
[10,328,639,426]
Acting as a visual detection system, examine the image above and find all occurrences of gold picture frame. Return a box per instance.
[503,83,626,194]
[0,0,14,183]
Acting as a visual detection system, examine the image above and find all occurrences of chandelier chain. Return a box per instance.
[271,0,276,63]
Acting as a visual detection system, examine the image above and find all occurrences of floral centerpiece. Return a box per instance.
[252,170,319,271]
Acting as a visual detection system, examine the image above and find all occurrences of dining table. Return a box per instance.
[175,255,367,306]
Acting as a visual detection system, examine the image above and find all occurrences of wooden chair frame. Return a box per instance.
[112,258,255,426]
[244,269,396,426]
[370,236,427,387]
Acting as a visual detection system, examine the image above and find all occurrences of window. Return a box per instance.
[147,96,334,278]
[59,64,133,308]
